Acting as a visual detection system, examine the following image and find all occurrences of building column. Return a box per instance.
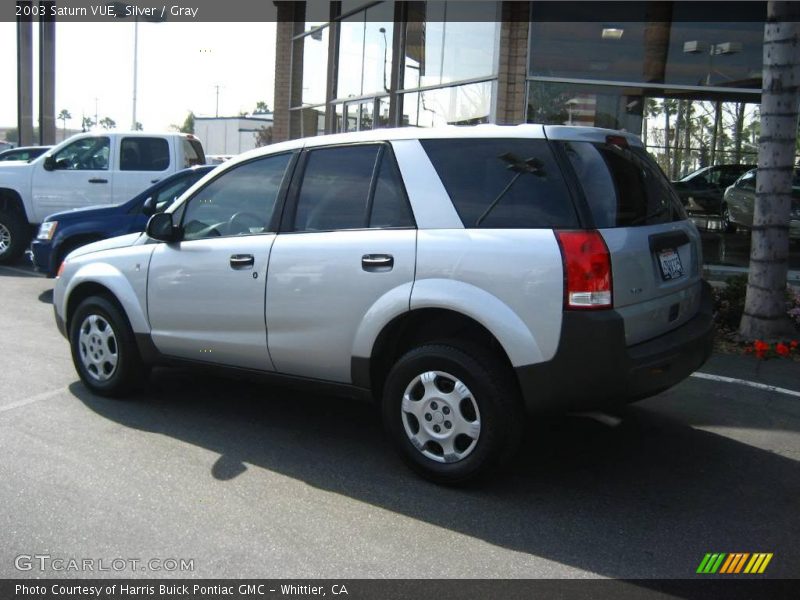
[17,18,34,146]
[273,1,305,143]
[495,1,530,125]
[39,2,57,145]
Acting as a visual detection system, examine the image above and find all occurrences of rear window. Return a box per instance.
[420,138,579,228]
[561,141,686,228]
[120,137,170,171]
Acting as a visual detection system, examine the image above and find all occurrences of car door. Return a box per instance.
[30,135,114,221]
[147,153,295,370]
[113,136,173,203]
[266,143,417,383]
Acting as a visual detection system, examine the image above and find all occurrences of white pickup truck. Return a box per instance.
[0,131,206,263]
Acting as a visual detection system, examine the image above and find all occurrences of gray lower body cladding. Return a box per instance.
[516,281,714,414]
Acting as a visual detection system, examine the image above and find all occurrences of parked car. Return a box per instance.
[0,146,52,162]
[53,125,713,484]
[0,131,206,264]
[672,163,755,218]
[30,165,215,277]
[724,168,800,239]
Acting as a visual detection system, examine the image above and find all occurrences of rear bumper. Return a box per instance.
[516,280,714,414]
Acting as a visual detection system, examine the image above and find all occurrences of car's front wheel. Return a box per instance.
[382,343,523,485]
[70,296,145,397]
[0,208,28,264]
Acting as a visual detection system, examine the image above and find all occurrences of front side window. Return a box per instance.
[120,137,170,171]
[181,154,292,240]
[421,138,578,228]
[52,137,110,171]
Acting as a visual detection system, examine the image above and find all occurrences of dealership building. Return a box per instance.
[272,1,766,179]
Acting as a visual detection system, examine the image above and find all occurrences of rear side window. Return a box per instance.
[561,141,686,228]
[293,145,414,232]
[120,137,170,171]
[420,138,578,228]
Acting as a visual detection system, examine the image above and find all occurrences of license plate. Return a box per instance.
[658,248,684,280]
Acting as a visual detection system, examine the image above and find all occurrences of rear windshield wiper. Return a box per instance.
[475,153,545,227]
[629,204,671,225]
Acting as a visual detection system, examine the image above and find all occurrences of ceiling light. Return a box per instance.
[602,28,624,40]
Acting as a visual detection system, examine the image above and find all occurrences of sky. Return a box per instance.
[0,21,277,134]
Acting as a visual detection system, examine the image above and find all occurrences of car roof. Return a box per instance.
[222,124,641,171]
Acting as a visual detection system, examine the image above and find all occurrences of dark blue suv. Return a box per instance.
[30,165,215,276]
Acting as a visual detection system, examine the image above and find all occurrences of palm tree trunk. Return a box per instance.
[739,1,800,340]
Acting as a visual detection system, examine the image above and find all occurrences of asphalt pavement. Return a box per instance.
[1,262,799,581]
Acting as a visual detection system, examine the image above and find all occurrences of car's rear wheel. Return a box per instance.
[0,208,28,264]
[70,296,145,397]
[382,343,523,485]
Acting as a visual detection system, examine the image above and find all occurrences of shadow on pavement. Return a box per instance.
[69,367,800,581]
[38,289,53,304]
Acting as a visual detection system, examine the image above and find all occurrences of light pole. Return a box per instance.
[683,41,742,86]
[132,18,139,130]
[114,2,165,130]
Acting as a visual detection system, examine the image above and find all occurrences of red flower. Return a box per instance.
[754,340,770,352]
[791,340,799,350]
[776,343,790,357]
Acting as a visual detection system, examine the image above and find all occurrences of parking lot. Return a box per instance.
[1,260,799,580]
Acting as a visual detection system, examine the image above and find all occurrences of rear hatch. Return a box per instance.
[546,126,703,346]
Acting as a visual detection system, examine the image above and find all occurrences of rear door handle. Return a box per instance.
[88,178,108,184]
[362,254,394,272]
[230,254,255,269]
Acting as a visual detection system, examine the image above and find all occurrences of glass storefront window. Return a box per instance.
[529,4,765,89]
[293,26,329,108]
[404,2,500,90]
[333,97,390,133]
[337,3,394,100]
[401,81,493,127]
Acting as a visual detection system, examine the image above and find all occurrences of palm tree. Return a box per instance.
[57,109,72,141]
[99,117,116,130]
[739,1,800,340]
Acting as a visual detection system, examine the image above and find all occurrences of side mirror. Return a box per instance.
[43,156,56,171]
[141,196,156,216]
[146,212,179,243]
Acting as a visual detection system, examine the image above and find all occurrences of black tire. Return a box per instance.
[69,296,146,397]
[0,208,29,264]
[382,343,524,485]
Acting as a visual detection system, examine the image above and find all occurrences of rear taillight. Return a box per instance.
[555,230,613,310]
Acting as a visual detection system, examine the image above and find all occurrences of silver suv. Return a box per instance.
[53,125,713,484]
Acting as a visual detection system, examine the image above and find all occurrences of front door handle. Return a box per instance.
[362,254,394,272]
[230,254,255,269]
[88,178,108,184]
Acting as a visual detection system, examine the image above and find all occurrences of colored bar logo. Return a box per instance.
[697,553,773,574]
